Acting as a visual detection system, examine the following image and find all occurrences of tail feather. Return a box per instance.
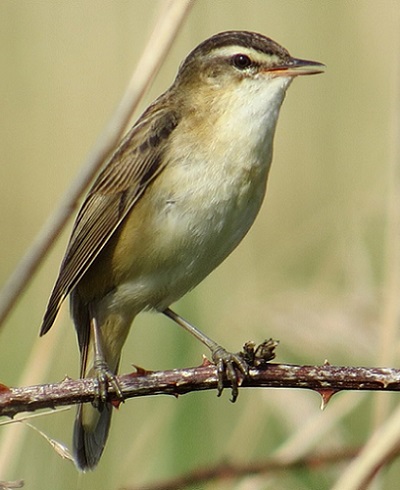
[69,289,132,470]
[73,402,112,471]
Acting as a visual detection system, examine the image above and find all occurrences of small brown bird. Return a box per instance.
[40,30,324,470]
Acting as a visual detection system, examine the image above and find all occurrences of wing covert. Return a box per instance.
[40,104,180,335]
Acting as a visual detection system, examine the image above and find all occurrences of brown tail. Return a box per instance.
[70,289,130,470]
[73,401,112,471]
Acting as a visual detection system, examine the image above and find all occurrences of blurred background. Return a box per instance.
[1,1,399,489]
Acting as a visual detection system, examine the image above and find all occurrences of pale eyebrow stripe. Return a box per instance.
[210,45,280,65]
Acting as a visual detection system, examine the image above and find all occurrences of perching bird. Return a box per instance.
[40,30,324,470]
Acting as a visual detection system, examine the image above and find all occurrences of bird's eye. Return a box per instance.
[232,54,252,70]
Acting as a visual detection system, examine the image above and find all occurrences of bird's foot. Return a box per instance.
[92,360,124,408]
[211,339,279,402]
[211,346,249,403]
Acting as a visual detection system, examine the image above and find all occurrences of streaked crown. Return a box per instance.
[175,30,324,86]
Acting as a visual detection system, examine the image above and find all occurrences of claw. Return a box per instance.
[212,346,249,402]
[92,359,124,407]
[88,313,124,407]
[161,309,250,402]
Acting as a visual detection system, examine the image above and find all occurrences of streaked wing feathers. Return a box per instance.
[40,103,180,335]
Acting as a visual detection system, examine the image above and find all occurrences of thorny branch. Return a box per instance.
[1,340,400,419]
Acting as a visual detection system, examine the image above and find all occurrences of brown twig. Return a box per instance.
[121,446,362,490]
[1,359,400,419]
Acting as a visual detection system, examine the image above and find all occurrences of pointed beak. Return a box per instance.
[269,57,325,77]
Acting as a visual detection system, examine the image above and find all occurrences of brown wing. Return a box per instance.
[40,100,180,335]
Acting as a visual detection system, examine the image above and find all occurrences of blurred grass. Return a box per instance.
[1,1,399,489]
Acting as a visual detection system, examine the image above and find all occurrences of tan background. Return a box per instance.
[1,1,399,489]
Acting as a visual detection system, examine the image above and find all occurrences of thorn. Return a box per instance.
[316,388,339,410]
[0,383,11,393]
[130,365,154,376]
[201,355,213,367]
[111,399,123,409]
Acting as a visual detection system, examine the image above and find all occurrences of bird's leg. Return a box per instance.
[90,315,124,405]
[163,308,248,402]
